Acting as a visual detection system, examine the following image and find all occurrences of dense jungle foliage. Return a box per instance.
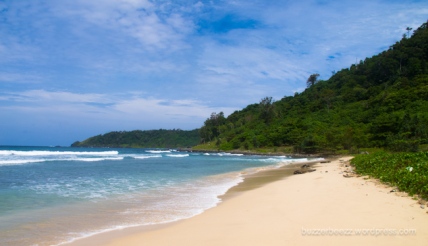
[351,151,428,199]
[199,21,428,153]
[71,129,200,148]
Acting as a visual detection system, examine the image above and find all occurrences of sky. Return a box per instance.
[0,0,427,146]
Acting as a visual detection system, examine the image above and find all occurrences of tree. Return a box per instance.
[199,112,226,142]
[259,96,273,108]
[259,96,275,123]
[406,27,413,38]
[306,73,320,87]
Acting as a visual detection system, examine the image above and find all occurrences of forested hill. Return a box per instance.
[199,21,428,153]
[71,129,200,148]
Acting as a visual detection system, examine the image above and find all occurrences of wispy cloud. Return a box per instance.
[51,0,194,52]
[0,72,44,84]
[0,89,235,125]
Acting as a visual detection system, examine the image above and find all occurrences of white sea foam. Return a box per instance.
[216,152,244,157]
[74,157,124,162]
[133,154,162,159]
[221,153,244,156]
[0,150,119,156]
[27,176,147,199]
[55,171,244,246]
[146,150,172,153]
[0,156,124,166]
[56,223,143,246]
[166,154,189,158]
[0,150,123,165]
[0,159,45,166]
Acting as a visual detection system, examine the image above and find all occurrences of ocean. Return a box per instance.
[0,146,319,245]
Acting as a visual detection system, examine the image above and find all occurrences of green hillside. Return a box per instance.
[198,21,428,154]
[71,129,200,148]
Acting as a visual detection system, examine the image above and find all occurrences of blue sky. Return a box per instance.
[0,0,427,146]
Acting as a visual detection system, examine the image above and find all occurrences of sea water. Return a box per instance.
[0,146,319,245]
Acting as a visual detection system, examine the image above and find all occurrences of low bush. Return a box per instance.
[351,151,428,199]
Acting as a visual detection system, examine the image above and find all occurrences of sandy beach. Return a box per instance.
[71,156,428,246]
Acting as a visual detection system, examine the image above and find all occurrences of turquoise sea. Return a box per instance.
[0,146,319,245]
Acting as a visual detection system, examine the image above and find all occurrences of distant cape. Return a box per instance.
[71,129,200,148]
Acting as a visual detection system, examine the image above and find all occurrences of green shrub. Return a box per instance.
[351,151,428,199]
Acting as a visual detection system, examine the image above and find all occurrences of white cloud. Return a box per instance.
[0,90,236,126]
[19,90,109,104]
[51,0,192,52]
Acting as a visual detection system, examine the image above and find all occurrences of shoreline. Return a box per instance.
[69,157,428,245]
[66,158,321,246]
[220,159,321,200]
[180,148,323,158]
